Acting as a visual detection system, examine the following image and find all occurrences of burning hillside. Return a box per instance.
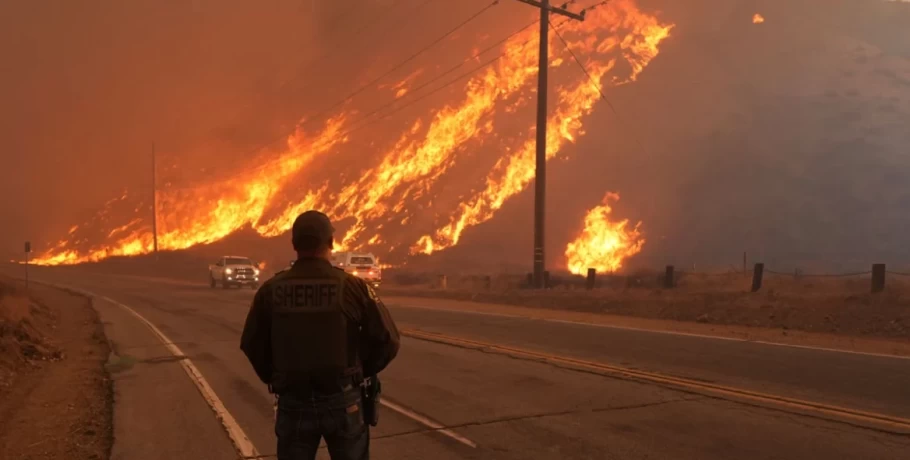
[30,0,672,270]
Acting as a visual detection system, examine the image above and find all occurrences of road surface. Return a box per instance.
[9,266,910,459]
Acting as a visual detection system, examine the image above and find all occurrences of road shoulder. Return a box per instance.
[385,295,910,358]
[0,281,112,459]
[89,294,241,460]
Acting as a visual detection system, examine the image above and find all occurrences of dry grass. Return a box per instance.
[382,271,910,340]
[0,281,59,390]
[0,278,112,460]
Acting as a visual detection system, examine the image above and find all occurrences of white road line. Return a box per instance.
[392,303,910,361]
[96,286,478,449]
[34,279,261,459]
[96,294,261,459]
[380,399,477,448]
[33,279,476,454]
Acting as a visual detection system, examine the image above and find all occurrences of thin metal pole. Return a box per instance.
[533,0,549,289]
[152,142,159,257]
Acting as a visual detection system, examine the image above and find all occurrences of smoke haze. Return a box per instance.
[2,0,909,272]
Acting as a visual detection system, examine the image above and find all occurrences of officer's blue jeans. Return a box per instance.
[275,386,369,460]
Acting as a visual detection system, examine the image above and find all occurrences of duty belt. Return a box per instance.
[276,373,363,396]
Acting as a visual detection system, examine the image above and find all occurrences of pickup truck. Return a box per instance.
[209,256,260,289]
[331,252,382,289]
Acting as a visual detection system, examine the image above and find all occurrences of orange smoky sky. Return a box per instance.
[0,0,519,259]
[3,0,910,272]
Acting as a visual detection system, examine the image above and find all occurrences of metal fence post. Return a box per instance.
[664,265,674,288]
[871,264,885,293]
[751,263,764,292]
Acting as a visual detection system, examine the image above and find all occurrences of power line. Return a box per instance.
[577,0,610,11]
[152,14,536,193]
[153,22,539,192]
[337,1,623,138]
[298,0,503,129]
[336,19,590,139]
[165,1,608,181]
[163,20,529,185]
[163,0,610,184]
[199,0,504,177]
[548,17,652,159]
[548,18,617,122]
[339,46,508,138]
[337,19,543,136]
[512,0,588,290]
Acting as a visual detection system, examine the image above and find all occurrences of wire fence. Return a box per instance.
[384,262,910,294]
[763,268,872,278]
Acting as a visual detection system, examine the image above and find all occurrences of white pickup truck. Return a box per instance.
[331,252,382,289]
[209,256,260,289]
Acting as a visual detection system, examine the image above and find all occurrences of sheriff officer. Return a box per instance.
[241,210,400,460]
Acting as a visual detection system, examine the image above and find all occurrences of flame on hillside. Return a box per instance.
[31,0,673,268]
[565,192,644,274]
[753,14,765,24]
[413,3,672,253]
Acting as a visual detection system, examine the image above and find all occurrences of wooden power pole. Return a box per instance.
[515,0,585,288]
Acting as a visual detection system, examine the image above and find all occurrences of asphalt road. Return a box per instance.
[11,267,910,459]
[389,305,910,419]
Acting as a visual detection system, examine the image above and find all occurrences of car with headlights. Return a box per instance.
[209,256,261,289]
[331,252,382,289]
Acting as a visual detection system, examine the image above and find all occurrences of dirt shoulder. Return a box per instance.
[0,278,112,460]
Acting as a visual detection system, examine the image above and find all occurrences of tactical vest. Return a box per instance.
[268,260,361,393]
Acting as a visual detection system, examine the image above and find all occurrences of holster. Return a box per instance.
[360,375,381,426]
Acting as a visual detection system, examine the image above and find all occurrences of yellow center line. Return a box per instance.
[401,328,910,434]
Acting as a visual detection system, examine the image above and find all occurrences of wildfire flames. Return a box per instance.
[753,13,765,24]
[31,0,673,269]
[565,192,644,275]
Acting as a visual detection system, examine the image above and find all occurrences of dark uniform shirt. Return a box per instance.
[240,257,400,392]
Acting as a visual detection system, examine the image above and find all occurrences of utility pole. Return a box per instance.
[24,241,30,290]
[516,0,585,288]
[152,142,159,258]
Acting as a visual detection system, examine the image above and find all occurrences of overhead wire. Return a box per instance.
[158,1,609,192]
[335,0,615,140]
[162,0,610,186]
[61,0,656,255]
[298,0,503,129]
[764,268,873,277]
[548,16,652,159]
[335,18,544,137]
[330,22,569,140]
[202,0,505,177]
[217,0,440,155]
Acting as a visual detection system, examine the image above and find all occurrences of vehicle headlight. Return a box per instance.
[225,268,233,274]
[253,268,260,275]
